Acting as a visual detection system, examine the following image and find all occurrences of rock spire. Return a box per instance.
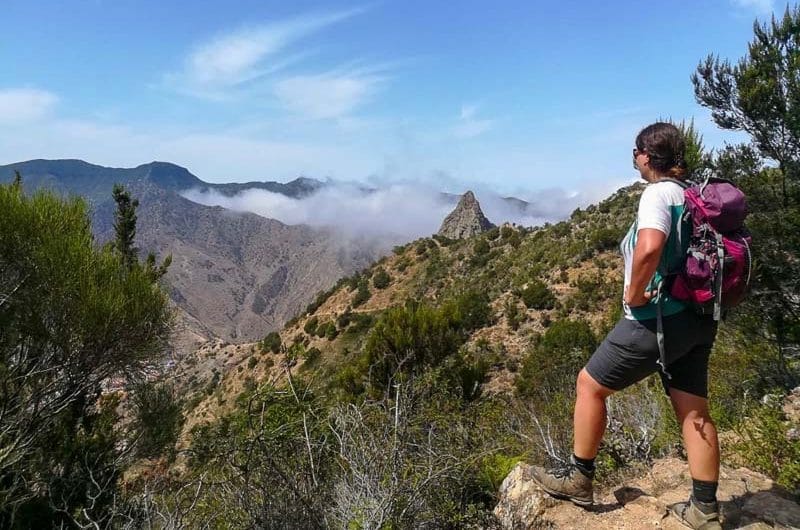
[437,190,495,239]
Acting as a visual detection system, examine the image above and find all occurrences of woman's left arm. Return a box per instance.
[625,228,666,307]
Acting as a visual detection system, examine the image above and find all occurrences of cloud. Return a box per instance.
[273,69,384,119]
[0,88,59,124]
[453,103,493,139]
[731,0,774,13]
[165,8,363,97]
[180,180,615,242]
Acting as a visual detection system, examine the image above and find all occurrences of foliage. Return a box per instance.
[519,279,557,310]
[352,278,371,307]
[130,382,184,459]
[693,6,800,389]
[0,182,172,526]
[260,331,282,354]
[504,297,523,330]
[734,400,800,493]
[372,266,391,289]
[516,318,597,401]
[304,316,319,336]
[112,183,139,270]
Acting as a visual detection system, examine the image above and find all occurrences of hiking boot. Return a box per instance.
[669,497,722,530]
[530,456,593,506]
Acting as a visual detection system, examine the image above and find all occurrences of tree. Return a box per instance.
[693,7,800,388]
[111,183,171,280]
[112,183,139,270]
[0,182,173,526]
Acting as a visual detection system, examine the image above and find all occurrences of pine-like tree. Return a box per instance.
[112,183,139,270]
[693,7,800,388]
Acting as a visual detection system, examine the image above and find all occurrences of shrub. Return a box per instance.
[516,318,596,400]
[0,182,172,524]
[304,316,319,336]
[504,298,522,330]
[324,322,339,340]
[352,279,371,307]
[520,279,556,310]
[362,302,462,392]
[130,382,184,459]
[373,267,391,289]
[261,331,282,354]
[734,401,800,492]
[473,239,490,256]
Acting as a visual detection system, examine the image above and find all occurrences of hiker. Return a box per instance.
[531,122,723,529]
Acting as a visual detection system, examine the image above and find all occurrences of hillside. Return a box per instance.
[179,183,638,439]
[170,180,799,528]
[0,160,387,345]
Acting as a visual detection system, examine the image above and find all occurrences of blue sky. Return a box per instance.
[0,0,789,195]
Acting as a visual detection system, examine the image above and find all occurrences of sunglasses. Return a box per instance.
[633,147,646,157]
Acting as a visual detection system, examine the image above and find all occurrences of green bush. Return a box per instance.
[734,401,800,493]
[0,181,172,525]
[131,382,184,459]
[519,279,556,310]
[261,331,282,354]
[504,298,522,330]
[362,302,463,392]
[373,267,391,289]
[516,318,596,400]
[304,316,319,335]
[352,279,371,307]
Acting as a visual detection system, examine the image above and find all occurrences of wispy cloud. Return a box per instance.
[731,0,774,14]
[0,88,59,124]
[453,103,493,139]
[164,8,363,98]
[274,68,385,119]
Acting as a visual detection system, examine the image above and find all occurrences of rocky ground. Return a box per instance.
[495,457,800,529]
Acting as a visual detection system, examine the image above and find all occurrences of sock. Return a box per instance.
[572,454,596,478]
[692,479,718,509]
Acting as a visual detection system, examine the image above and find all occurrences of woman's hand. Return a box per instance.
[626,228,666,307]
[624,287,656,308]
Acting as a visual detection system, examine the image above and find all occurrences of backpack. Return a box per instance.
[653,175,753,378]
[664,175,753,320]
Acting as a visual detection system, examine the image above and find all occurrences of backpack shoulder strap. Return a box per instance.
[658,177,691,189]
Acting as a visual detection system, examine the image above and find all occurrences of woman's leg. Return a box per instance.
[573,368,616,459]
[669,387,720,481]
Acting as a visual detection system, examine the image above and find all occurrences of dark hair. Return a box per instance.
[635,122,687,179]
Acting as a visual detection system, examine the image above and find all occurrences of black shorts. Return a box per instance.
[585,311,718,398]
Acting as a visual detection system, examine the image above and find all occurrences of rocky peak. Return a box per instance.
[437,190,495,239]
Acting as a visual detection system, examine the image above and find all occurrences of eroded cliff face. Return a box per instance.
[438,190,495,239]
[495,457,800,529]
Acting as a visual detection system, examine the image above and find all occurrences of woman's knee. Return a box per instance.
[576,368,615,399]
[669,388,712,423]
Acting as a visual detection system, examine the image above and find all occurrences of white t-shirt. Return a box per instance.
[620,181,689,320]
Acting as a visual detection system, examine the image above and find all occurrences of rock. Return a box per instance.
[437,190,495,239]
[494,458,800,529]
[784,386,800,424]
[493,463,550,529]
[742,491,800,528]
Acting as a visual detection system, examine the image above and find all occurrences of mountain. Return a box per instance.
[0,160,385,346]
[438,190,496,239]
[0,159,325,203]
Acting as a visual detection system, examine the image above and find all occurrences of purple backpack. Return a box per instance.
[666,176,753,320]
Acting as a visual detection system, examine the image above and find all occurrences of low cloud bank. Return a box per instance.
[181,179,627,241]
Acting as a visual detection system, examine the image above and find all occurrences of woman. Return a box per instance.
[531,122,722,530]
